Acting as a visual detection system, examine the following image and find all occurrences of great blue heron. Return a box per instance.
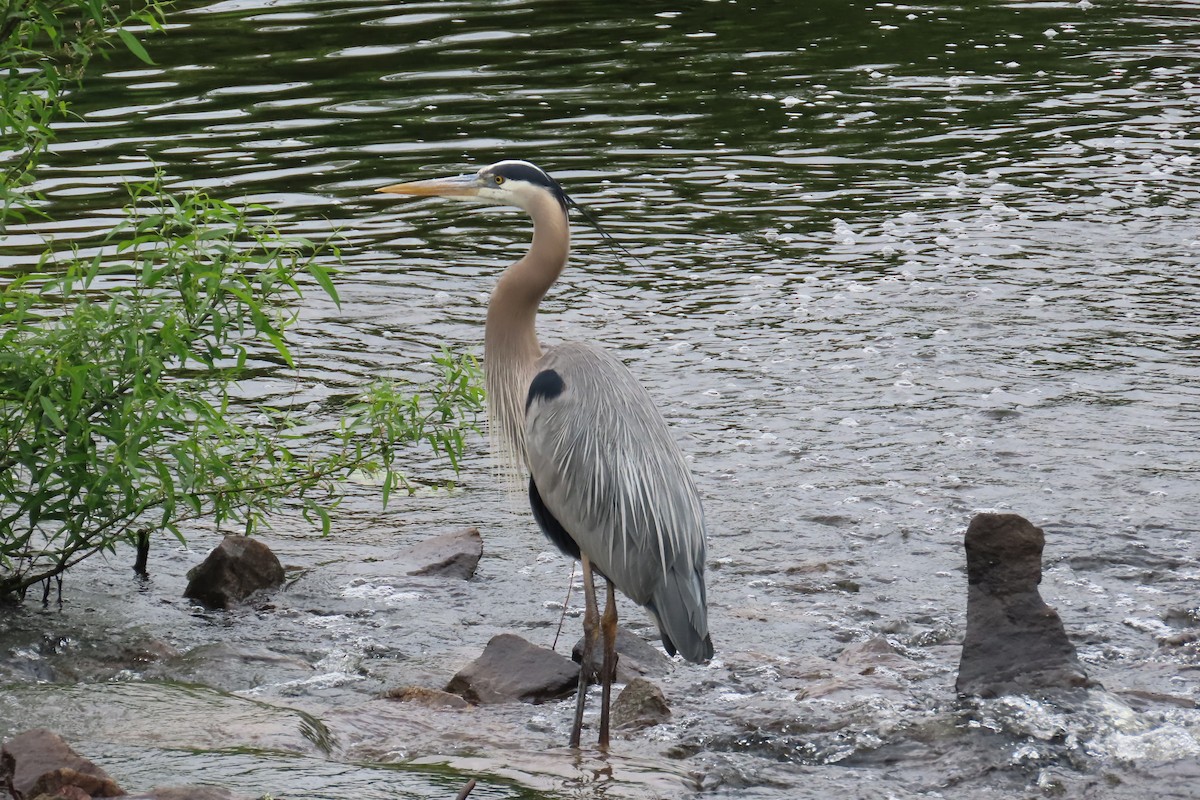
[378,160,713,749]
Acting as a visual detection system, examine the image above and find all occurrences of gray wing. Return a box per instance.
[524,341,712,662]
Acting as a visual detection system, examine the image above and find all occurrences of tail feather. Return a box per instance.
[646,563,713,663]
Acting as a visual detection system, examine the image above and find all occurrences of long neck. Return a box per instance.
[484,191,570,476]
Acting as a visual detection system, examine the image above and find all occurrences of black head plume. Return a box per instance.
[490,160,644,268]
[564,193,644,269]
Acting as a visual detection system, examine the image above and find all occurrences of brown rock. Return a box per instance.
[956,513,1093,697]
[1,728,124,798]
[31,786,92,800]
[445,633,578,704]
[836,636,907,672]
[184,535,285,609]
[612,678,671,730]
[402,527,483,580]
[382,685,470,709]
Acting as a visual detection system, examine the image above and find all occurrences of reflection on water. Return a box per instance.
[2,0,1199,798]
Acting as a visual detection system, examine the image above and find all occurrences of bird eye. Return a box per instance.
[494,175,505,185]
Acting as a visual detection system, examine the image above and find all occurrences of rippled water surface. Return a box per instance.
[3,1,1199,798]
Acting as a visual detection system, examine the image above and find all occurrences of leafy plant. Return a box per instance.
[0,176,484,599]
[0,2,486,600]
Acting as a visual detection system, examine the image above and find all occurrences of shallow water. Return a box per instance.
[2,0,1199,797]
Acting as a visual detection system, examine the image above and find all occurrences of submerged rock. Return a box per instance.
[956,513,1092,697]
[402,527,483,579]
[445,633,578,704]
[383,685,470,709]
[146,642,314,692]
[0,728,124,798]
[126,788,243,800]
[836,636,908,672]
[612,678,671,730]
[571,625,674,682]
[184,535,285,609]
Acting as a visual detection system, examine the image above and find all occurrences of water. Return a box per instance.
[3,0,1200,797]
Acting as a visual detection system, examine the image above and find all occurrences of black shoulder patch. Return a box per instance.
[525,368,565,413]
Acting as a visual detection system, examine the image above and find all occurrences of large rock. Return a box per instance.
[445,634,578,704]
[184,535,285,609]
[402,527,483,579]
[572,626,674,683]
[956,513,1092,696]
[611,678,671,730]
[0,728,124,798]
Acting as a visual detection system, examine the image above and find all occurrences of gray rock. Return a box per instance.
[612,678,671,730]
[403,527,483,579]
[445,633,578,704]
[184,535,285,609]
[0,728,124,798]
[956,513,1093,697]
[572,625,674,682]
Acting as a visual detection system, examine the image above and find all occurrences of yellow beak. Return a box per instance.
[376,173,482,198]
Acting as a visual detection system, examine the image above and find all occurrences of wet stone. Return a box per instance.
[1,728,124,799]
[1160,630,1200,648]
[956,513,1093,697]
[184,535,285,610]
[402,527,483,579]
[33,785,91,800]
[124,787,244,800]
[794,640,913,702]
[836,636,908,672]
[612,677,671,730]
[383,685,470,709]
[445,633,578,705]
[572,625,674,682]
[146,642,314,692]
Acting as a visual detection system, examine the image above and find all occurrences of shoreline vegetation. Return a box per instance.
[0,1,484,600]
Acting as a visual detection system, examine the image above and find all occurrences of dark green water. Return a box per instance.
[3,1,1199,798]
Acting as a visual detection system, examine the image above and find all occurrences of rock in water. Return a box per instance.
[184,535,285,609]
[383,685,470,709]
[445,634,578,704]
[124,789,243,800]
[572,625,674,682]
[131,786,244,799]
[611,678,671,730]
[0,728,124,798]
[403,527,483,579]
[956,513,1092,696]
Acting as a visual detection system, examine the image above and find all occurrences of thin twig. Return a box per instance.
[453,778,476,800]
[552,560,576,651]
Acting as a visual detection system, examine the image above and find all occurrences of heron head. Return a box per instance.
[377,159,568,213]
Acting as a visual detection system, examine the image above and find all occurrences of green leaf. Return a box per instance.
[307,263,341,307]
[38,396,64,429]
[117,29,155,65]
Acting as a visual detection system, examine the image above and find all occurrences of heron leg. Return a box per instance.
[599,578,619,750]
[570,555,600,748]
